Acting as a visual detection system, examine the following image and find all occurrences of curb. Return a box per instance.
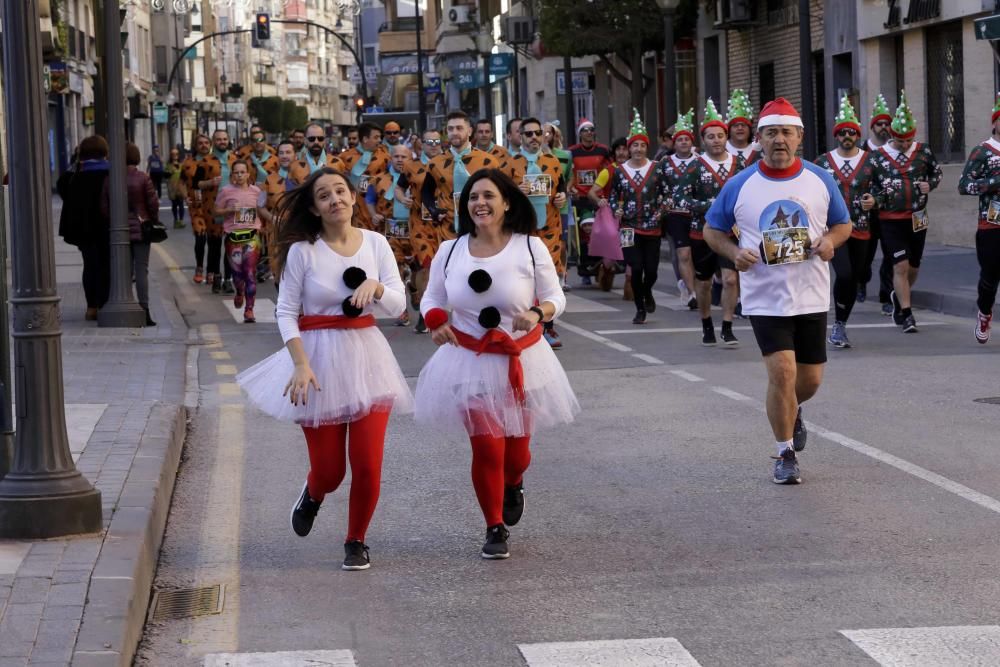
[911,289,978,319]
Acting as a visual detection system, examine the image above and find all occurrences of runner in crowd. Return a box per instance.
[569,118,611,287]
[653,128,674,161]
[959,93,1000,344]
[588,137,631,297]
[861,93,895,314]
[725,88,760,169]
[214,160,267,323]
[192,129,237,294]
[339,122,390,231]
[181,134,213,285]
[607,110,664,325]
[237,125,275,162]
[544,122,576,291]
[704,98,851,485]
[164,147,187,229]
[868,90,942,333]
[506,117,522,156]
[506,117,569,345]
[476,118,510,161]
[237,168,412,571]
[383,121,403,148]
[289,122,346,186]
[395,129,445,333]
[246,127,279,186]
[415,168,579,560]
[260,140,298,288]
[290,128,307,161]
[344,126,360,152]
[814,95,876,348]
[146,144,165,197]
[371,144,416,326]
[678,99,740,345]
[654,108,699,310]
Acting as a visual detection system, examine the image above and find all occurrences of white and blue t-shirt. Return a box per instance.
[706,158,850,317]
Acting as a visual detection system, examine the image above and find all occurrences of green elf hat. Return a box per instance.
[627,108,649,148]
[871,93,892,128]
[832,93,861,136]
[992,91,1000,124]
[701,97,728,135]
[673,108,695,142]
[890,90,916,139]
[726,88,754,128]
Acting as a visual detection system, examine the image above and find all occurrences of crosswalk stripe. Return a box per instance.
[518,638,703,666]
[841,626,1000,666]
[563,293,619,313]
[225,297,277,323]
[595,321,947,335]
[203,650,357,666]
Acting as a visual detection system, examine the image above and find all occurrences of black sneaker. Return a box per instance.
[772,449,802,484]
[211,275,222,294]
[502,481,524,526]
[902,314,918,333]
[856,286,867,303]
[702,326,717,346]
[414,313,428,334]
[342,540,371,570]
[632,309,647,325]
[721,325,739,346]
[290,483,322,537]
[481,524,510,559]
[687,296,698,310]
[644,294,656,313]
[222,279,236,295]
[792,407,807,452]
[890,290,904,325]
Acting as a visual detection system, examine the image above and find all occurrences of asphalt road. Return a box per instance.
[135,229,1000,667]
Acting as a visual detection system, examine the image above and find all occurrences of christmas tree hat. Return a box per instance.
[673,108,695,141]
[890,90,916,139]
[701,97,727,135]
[726,88,754,128]
[871,93,892,127]
[992,91,1000,123]
[627,108,649,147]
[832,93,861,136]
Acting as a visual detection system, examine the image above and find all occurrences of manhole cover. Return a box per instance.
[973,397,1000,405]
[149,584,225,621]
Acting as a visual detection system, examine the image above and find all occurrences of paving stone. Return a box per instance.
[0,656,29,667]
[40,605,83,622]
[14,559,58,580]
[44,583,87,608]
[59,541,101,568]
[8,579,50,605]
[50,570,89,585]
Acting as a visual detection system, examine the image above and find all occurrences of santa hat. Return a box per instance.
[871,93,892,128]
[577,118,595,134]
[757,97,804,128]
[673,108,695,142]
[832,94,861,136]
[726,89,754,128]
[992,92,1000,124]
[627,108,649,148]
[890,90,916,139]
[700,98,727,135]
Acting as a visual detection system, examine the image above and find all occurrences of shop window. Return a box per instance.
[925,21,965,163]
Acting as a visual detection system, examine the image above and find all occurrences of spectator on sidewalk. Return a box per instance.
[164,147,187,229]
[103,143,159,327]
[147,145,165,197]
[58,135,111,321]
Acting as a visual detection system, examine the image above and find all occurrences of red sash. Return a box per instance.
[452,325,543,403]
[298,314,376,330]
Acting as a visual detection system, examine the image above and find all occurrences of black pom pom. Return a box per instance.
[467,269,492,293]
[342,296,364,318]
[478,306,501,329]
[343,266,367,290]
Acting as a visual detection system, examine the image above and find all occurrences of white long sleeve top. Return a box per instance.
[420,233,566,339]
[276,230,405,343]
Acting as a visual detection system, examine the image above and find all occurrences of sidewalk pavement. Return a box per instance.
[0,204,193,667]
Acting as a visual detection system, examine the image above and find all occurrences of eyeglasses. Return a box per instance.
[521,130,543,138]
[423,139,442,145]
[306,136,325,143]
[836,129,858,137]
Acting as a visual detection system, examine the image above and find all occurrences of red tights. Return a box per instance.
[300,409,389,543]
[467,411,531,527]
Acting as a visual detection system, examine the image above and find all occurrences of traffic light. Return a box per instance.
[255,13,271,41]
[354,95,366,110]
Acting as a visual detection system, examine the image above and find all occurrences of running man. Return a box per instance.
[475,118,510,161]
[704,98,851,485]
[505,117,522,156]
[569,118,611,286]
[339,122,390,231]
[246,128,279,186]
[371,144,416,326]
[654,108,699,309]
[726,89,760,169]
[860,93,895,313]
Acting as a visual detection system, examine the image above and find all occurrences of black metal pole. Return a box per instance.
[563,56,576,146]
[483,52,493,124]
[798,0,816,159]
[0,140,13,478]
[0,0,102,537]
[662,8,677,131]
[513,49,520,117]
[415,1,426,133]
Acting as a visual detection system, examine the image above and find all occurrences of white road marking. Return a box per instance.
[596,322,946,335]
[204,650,357,667]
[670,369,704,382]
[225,297,277,323]
[562,293,619,313]
[632,353,664,365]
[0,542,31,575]
[712,386,754,402]
[519,638,702,666]
[841,626,1000,666]
[153,243,202,304]
[556,321,634,353]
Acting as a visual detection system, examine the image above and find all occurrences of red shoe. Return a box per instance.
[234,293,244,309]
[975,311,992,344]
[193,267,204,284]
[243,308,255,323]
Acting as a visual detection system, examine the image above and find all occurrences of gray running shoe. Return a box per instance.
[342,540,371,570]
[481,524,510,559]
[773,449,802,484]
[828,320,851,348]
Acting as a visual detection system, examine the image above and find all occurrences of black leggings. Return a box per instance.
[621,233,661,310]
[831,236,869,322]
[977,229,1000,315]
[862,220,893,303]
[207,235,224,276]
[171,197,185,222]
[194,233,206,269]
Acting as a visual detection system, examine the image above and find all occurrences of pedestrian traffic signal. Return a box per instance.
[255,13,271,41]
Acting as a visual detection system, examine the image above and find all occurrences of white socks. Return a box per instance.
[776,439,794,456]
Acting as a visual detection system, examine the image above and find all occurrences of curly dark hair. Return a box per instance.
[456,168,535,237]
[272,167,357,278]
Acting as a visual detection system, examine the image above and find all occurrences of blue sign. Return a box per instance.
[455,70,482,91]
[425,76,442,95]
[488,53,514,79]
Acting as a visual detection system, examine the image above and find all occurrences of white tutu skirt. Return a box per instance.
[414,338,580,437]
[237,327,414,427]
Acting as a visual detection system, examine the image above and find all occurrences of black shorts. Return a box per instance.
[749,312,828,364]
[691,238,736,281]
[878,218,927,267]
[663,213,693,249]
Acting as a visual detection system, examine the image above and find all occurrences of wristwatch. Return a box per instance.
[529,306,545,323]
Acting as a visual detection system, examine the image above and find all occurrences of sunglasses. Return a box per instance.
[385,130,400,135]
[521,130,543,138]
[836,129,858,137]
[423,139,442,145]
[306,136,325,142]
[874,121,890,128]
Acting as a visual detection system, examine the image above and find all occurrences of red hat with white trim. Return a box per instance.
[757,97,804,129]
[577,118,595,134]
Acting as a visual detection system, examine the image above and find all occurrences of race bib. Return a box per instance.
[761,227,810,266]
[523,173,553,198]
[235,207,257,228]
[357,176,370,193]
[577,170,597,187]
[912,209,929,233]
[987,199,1000,226]
[386,218,409,238]
[619,227,635,248]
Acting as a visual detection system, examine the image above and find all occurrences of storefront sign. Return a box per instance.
[455,69,482,90]
[49,61,68,94]
[976,15,1000,40]
[488,53,514,79]
[82,105,95,126]
[556,70,590,95]
[380,53,430,76]
[153,103,169,124]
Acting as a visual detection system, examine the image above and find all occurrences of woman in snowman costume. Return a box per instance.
[416,168,580,559]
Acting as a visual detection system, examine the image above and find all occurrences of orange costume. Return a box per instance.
[236,141,277,162]
[245,149,280,186]
[399,159,438,269]
[486,144,511,162]
[504,152,566,274]
[339,145,390,231]
[421,148,502,245]
[287,153,346,187]
[180,153,212,235]
[371,170,413,272]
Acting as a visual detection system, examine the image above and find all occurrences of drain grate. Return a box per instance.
[149,584,225,621]
[974,397,1000,405]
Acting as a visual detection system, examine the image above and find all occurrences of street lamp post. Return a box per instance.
[0,0,102,537]
[475,29,494,126]
[655,0,681,133]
